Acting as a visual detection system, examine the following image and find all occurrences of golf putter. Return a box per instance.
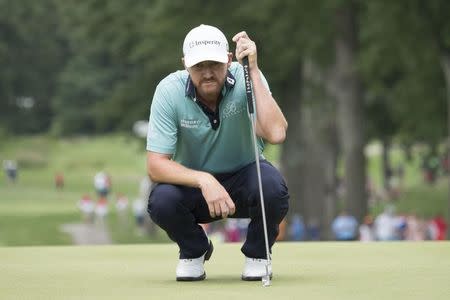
[242,56,272,287]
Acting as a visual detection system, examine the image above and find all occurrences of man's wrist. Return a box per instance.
[195,171,213,189]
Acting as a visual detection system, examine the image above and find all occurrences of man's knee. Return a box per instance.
[266,187,289,223]
[148,184,183,222]
[251,164,289,221]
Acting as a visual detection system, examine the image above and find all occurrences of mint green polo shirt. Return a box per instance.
[147,62,269,173]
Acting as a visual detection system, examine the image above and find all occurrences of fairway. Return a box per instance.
[1,242,449,300]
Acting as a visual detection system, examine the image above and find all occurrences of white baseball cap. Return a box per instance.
[183,24,229,68]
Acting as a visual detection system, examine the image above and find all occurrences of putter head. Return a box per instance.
[261,264,271,287]
[262,275,271,287]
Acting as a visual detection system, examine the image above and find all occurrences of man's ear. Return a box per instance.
[227,52,233,67]
[181,57,187,69]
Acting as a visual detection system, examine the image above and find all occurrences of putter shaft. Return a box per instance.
[243,57,272,285]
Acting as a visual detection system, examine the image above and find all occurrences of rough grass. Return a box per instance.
[0,135,164,246]
[394,180,448,218]
[1,242,449,300]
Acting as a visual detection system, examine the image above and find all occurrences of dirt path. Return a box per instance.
[60,223,112,245]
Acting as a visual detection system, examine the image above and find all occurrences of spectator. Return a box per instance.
[429,214,447,241]
[224,219,241,242]
[307,218,321,241]
[3,160,18,184]
[130,176,159,236]
[237,219,250,240]
[115,193,129,226]
[55,172,64,190]
[133,197,146,235]
[422,154,439,184]
[405,214,426,241]
[359,215,375,242]
[288,214,306,241]
[374,205,397,241]
[331,211,359,241]
[139,176,152,202]
[94,171,111,199]
[394,214,408,240]
[78,194,95,224]
[95,197,109,226]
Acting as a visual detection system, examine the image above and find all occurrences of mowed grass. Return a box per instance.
[1,242,449,300]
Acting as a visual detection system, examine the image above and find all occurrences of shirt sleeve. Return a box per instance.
[146,83,178,154]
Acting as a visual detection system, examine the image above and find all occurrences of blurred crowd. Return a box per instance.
[329,206,448,242]
[198,205,447,243]
[66,167,447,242]
[3,159,447,242]
[77,172,152,236]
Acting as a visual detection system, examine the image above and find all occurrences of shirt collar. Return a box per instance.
[185,70,236,99]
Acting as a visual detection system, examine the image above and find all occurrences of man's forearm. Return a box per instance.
[250,68,288,144]
[147,155,208,188]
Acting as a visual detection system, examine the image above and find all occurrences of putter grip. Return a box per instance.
[242,56,254,114]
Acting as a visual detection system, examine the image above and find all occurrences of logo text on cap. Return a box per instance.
[189,40,221,48]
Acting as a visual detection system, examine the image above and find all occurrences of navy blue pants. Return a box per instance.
[148,160,289,259]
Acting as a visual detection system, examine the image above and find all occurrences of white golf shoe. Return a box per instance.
[241,257,272,281]
[176,241,213,281]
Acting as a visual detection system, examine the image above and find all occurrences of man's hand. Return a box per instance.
[198,173,236,219]
[232,31,258,70]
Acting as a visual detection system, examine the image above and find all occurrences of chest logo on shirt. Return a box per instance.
[223,102,245,119]
[180,119,201,128]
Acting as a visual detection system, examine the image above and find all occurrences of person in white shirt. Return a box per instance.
[374,205,397,241]
[94,171,111,198]
[359,215,375,242]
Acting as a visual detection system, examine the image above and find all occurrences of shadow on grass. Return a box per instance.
[153,273,324,285]
[208,273,335,285]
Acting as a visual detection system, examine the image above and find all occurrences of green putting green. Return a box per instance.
[1,242,449,299]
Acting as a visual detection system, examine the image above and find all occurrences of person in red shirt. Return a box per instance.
[431,215,447,240]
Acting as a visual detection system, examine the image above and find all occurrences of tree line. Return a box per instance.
[1,0,449,238]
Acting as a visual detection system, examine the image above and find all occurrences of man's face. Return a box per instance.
[185,55,232,101]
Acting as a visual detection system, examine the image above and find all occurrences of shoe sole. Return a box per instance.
[241,274,273,281]
[176,272,206,281]
[176,240,214,282]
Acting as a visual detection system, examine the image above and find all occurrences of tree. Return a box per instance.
[0,0,67,133]
[330,1,367,221]
[362,0,449,232]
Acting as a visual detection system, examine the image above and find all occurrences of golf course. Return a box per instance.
[1,242,449,299]
[3,1,450,298]
[1,136,449,299]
